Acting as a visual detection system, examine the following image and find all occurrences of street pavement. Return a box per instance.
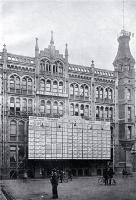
[1,175,136,200]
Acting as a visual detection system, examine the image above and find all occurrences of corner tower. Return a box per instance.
[113,30,135,171]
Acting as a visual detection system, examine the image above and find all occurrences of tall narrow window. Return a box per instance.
[100,88,103,99]
[80,104,84,117]
[28,78,32,94]
[28,99,32,113]
[10,76,15,92]
[40,79,45,92]
[59,102,63,115]
[59,82,63,93]
[105,88,108,99]
[16,98,20,114]
[10,121,17,141]
[85,85,89,97]
[96,87,99,98]
[80,85,84,96]
[18,121,25,141]
[96,106,99,119]
[128,107,131,119]
[70,104,74,116]
[22,98,27,113]
[22,78,27,92]
[75,104,79,116]
[109,107,113,119]
[16,77,20,92]
[127,126,132,139]
[75,84,79,96]
[84,105,89,117]
[40,100,45,113]
[70,84,74,95]
[53,101,58,114]
[10,97,15,114]
[127,89,131,100]
[100,107,104,119]
[53,81,58,93]
[10,146,17,163]
[105,107,108,119]
[109,89,112,99]
[46,101,51,114]
[46,80,51,92]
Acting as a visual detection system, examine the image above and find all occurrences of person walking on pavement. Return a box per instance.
[50,169,59,199]
[103,166,108,185]
[108,167,114,185]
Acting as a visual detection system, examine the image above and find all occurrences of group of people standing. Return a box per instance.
[103,167,114,185]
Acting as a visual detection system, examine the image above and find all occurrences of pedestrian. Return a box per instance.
[50,169,59,199]
[59,170,63,183]
[103,166,108,185]
[68,170,72,181]
[108,167,114,185]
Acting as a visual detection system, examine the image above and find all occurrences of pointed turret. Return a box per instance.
[113,30,135,68]
[65,43,68,63]
[35,37,39,57]
[50,30,54,45]
[3,44,7,53]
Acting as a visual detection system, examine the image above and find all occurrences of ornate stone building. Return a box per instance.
[0,30,135,178]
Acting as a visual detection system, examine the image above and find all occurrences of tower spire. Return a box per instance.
[35,37,39,57]
[50,30,54,45]
[65,43,68,63]
[123,0,125,30]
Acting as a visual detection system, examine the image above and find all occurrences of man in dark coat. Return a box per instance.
[108,167,114,185]
[50,169,59,199]
[103,167,108,185]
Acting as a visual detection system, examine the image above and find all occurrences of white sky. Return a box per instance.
[0,0,136,70]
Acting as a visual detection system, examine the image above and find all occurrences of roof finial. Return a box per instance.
[50,30,54,45]
[123,0,125,30]
[3,44,7,52]
[35,37,39,50]
[91,60,94,67]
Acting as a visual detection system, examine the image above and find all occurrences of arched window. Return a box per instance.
[10,97,15,114]
[84,105,89,117]
[100,88,103,99]
[59,102,63,115]
[22,78,27,92]
[109,107,113,119]
[46,101,51,114]
[53,81,58,93]
[46,80,51,92]
[58,62,63,74]
[16,77,20,92]
[28,99,32,113]
[75,84,79,96]
[127,89,131,100]
[28,78,32,94]
[40,100,45,113]
[109,89,112,99]
[10,76,15,92]
[46,61,50,72]
[16,98,20,114]
[96,106,99,119]
[85,85,89,97]
[80,85,84,96]
[80,104,84,117]
[22,98,27,112]
[53,101,58,114]
[18,121,25,141]
[53,64,57,73]
[10,121,17,141]
[75,104,79,116]
[105,88,108,99]
[96,87,99,98]
[105,107,108,119]
[100,107,104,119]
[40,79,45,92]
[59,82,63,93]
[70,84,74,95]
[70,104,74,116]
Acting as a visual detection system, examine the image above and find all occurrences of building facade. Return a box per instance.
[0,30,135,178]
